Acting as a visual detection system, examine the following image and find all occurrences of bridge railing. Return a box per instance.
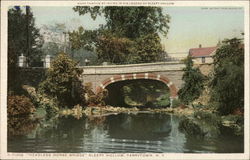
[81,58,182,66]
[79,61,185,75]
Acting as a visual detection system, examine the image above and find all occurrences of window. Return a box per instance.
[202,57,205,63]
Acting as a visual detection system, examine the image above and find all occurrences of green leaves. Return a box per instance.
[96,31,135,64]
[8,7,43,66]
[178,56,206,105]
[38,53,84,108]
[134,33,163,63]
[73,6,170,39]
[70,6,170,64]
[210,38,244,115]
[8,7,43,93]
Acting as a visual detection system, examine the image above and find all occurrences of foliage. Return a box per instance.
[155,94,171,107]
[121,80,170,107]
[96,30,135,64]
[7,95,36,116]
[22,85,59,118]
[73,6,170,39]
[84,83,108,106]
[8,45,20,94]
[178,56,206,105]
[172,98,182,108]
[69,26,97,51]
[8,7,43,93]
[210,38,244,115]
[194,110,221,126]
[8,7,43,66]
[38,53,84,107]
[42,42,61,57]
[70,6,170,64]
[133,33,163,63]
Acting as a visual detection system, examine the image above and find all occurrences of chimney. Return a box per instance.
[199,44,202,48]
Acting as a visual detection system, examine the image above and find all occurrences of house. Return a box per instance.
[189,44,217,64]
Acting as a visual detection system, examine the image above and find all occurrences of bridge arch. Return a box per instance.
[96,73,178,99]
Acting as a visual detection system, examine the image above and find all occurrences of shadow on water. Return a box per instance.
[105,113,171,140]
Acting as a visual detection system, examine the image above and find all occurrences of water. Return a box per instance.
[8,113,243,153]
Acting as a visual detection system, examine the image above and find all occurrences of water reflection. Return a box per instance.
[8,113,243,153]
[8,116,39,137]
[106,113,171,140]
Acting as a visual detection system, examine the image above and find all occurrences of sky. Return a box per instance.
[31,6,244,54]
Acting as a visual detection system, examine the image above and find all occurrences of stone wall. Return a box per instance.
[79,62,185,74]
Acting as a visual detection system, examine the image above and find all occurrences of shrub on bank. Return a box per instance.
[7,95,36,116]
[172,99,182,108]
[38,53,85,108]
[194,110,221,126]
[210,38,244,115]
[178,56,206,105]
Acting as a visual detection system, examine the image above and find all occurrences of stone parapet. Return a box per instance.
[80,62,185,75]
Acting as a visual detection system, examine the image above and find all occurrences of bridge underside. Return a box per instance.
[96,73,178,99]
[81,71,183,98]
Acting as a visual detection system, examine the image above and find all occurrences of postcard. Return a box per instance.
[1,0,249,160]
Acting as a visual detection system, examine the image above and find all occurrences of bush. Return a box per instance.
[38,53,85,108]
[7,95,36,116]
[172,98,182,108]
[194,110,221,126]
[178,56,206,105]
[155,94,170,107]
[210,38,244,115]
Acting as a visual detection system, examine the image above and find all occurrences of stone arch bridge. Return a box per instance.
[79,62,185,100]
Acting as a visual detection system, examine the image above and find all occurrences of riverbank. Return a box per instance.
[21,85,243,137]
[58,105,196,118]
[57,104,243,137]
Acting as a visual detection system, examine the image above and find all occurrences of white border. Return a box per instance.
[1,1,249,160]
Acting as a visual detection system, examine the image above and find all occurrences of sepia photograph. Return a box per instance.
[0,0,249,159]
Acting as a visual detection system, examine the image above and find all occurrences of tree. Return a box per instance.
[73,6,170,39]
[8,6,43,66]
[133,33,163,63]
[8,7,43,93]
[95,30,135,64]
[38,53,84,107]
[69,26,97,51]
[210,38,244,115]
[178,56,206,105]
[69,6,170,64]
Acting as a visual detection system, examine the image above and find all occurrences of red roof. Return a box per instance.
[189,46,217,57]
